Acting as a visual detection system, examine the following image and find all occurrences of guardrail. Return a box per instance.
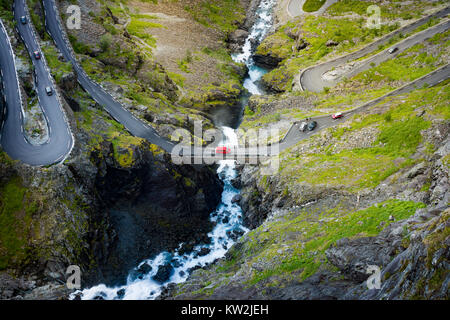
[0,17,26,142]
[43,0,170,148]
[13,0,74,160]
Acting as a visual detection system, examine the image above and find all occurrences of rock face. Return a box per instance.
[231,194,242,204]
[334,207,449,300]
[152,264,174,284]
[253,53,283,69]
[0,130,223,295]
[59,72,77,91]
[166,116,449,300]
[55,134,223,287]
[226,0,265,53]
[228,29,250,52]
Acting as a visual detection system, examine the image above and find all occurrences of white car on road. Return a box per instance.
[299,122,308,132]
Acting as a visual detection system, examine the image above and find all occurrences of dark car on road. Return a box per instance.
[308,121,317,131]
[20,16,27,24]
[33,51,41,59]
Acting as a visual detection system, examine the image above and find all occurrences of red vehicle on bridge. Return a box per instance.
[215,146,230,154]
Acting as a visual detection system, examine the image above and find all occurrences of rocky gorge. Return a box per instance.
[0,0,449,301]
[0,0,230,298]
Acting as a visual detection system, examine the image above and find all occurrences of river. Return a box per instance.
[72,0,277,300]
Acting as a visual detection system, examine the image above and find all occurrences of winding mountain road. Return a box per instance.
[42,0,175,153]
[1,1,448,166]
[299,7,450,92]
[0,0,73,166]
[278,64,450,153]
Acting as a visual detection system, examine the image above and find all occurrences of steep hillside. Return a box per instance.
[0,0,231,298]
[259,0,448,92]
[0,0,448,301]
[169,82,449,300]
[52,0,255,130]
[166,0,449,300]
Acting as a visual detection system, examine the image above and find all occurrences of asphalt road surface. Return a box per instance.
[42,0,175,153]
[166,63,449,162]
[2,1,446,166]
[300,7,450,92]
[278,64,450,153]
[0,0,73,166]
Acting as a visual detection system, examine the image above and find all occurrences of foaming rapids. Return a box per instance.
[232,0,277,95]
[71,0,277,301]
[72,127,247,300]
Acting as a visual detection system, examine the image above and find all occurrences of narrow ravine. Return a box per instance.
[72,0,277,300]
[233,0,277,95]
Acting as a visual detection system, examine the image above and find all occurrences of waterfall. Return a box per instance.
[72,0,277,300]
[233,0,277,95]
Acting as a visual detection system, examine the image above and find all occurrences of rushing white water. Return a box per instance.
[74,127,246,300]
[72,0,276,300]
[233,0,277,95]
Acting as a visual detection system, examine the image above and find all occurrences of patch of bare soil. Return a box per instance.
[128,0,230,92]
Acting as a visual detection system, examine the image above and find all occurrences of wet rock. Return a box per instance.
[152,264,174,284]
[138,263,152,275]
[63,93,81,112]
[187,264,202,274]
[172,260,181,268]
[116,289,126,299]
[231,194,242,204]
[253,53,283,69]
[59,72,77,91]
[57,52,66,62]
[0,273,35,299]
[198,247,211,257]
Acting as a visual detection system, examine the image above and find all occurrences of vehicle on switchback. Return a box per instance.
[332,112,343,119]
[307,121,317,131]
[45,86,53,96]
[388,47,398,54]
